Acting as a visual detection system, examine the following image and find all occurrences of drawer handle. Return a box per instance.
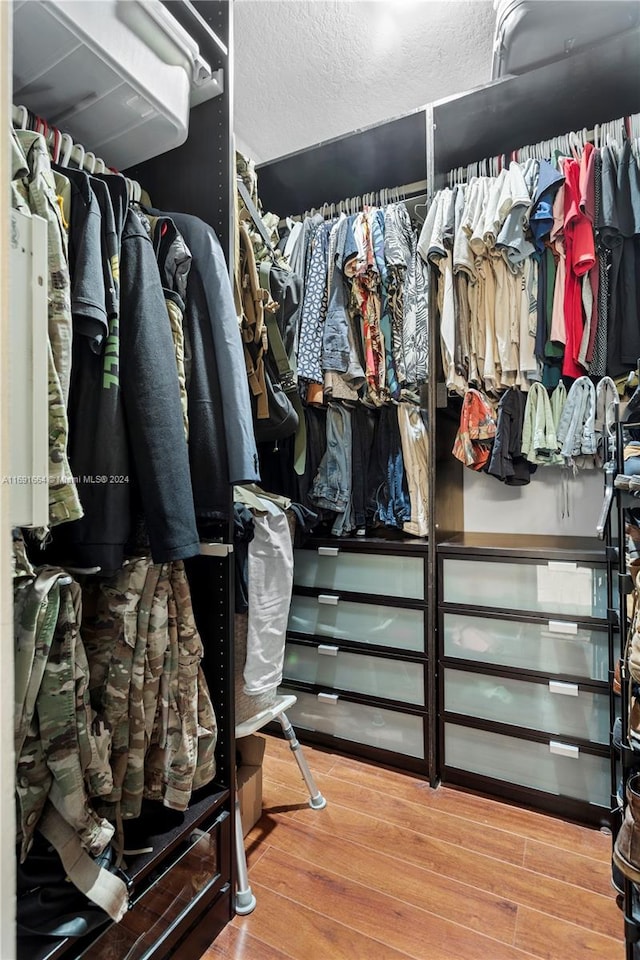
[548,681,579,697]
[318,546,339,557]
[317,692,339,705]
[318,645,339,657]
[318,594,339,606]
[549,741,580,759]
[548,620,578,636]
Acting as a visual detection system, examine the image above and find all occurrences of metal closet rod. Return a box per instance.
[446,111,640,186]
[283,178,428,224]
[11,103,144,202]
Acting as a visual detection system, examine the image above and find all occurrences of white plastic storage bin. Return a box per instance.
[12,0,222,170]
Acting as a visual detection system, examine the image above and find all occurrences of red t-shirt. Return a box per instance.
[562,156,596,378]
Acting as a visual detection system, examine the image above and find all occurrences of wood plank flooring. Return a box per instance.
[201,735,623,960]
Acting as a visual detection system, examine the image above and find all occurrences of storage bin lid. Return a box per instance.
[12,0,223,169]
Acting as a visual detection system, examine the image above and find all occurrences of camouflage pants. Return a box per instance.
[81,557,153,820]
[15,569,113,861]
[144,561,217,810]
[82,559,217,821]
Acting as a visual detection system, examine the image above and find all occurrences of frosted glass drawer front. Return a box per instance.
[279,687,424,758]
[444,669,608,743]
[294,550,424,600]
[442,557,606,618]
[283,643,424,705]
[442,612,608,681]
[288,595,424,652]
[444,723,609,806]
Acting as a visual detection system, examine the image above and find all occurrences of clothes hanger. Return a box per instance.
[46,126,61,164]
[84,151,97,175]
[70,142,85,170]
[572,130,581,158]
[15,104,28,130]
[59,133,74,167]
[413,199,428,224]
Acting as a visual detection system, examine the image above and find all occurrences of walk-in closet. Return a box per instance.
[4,3,640,959]
[5,2,241,958]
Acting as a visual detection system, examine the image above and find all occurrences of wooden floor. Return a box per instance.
[203,735,623,960]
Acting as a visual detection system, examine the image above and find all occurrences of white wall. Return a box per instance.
[463,466,604,538]
[1,2,16,956]
[234,130,263,164]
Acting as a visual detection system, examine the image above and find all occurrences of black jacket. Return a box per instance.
[487,388,535,486]
[49,208,200,572]
[158,212,260,525]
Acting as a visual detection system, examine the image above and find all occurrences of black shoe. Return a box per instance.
[612,857,625,895]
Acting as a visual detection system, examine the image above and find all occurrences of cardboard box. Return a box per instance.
[236,734,265,837]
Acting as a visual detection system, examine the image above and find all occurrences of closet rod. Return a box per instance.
[279,177,428,225]
[446,110,640,186]
[11,103,144,201]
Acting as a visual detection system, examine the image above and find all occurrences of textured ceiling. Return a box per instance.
[233,0,496,163]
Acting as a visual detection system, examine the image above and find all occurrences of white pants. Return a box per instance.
[243,506,294,695]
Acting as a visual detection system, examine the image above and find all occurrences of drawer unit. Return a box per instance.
[437,537,610,823]
[443,722,609,808]
[442,609,609,682]
[443,667,609,744]
[441,556,607,619]
[286,538,431,776]
[283,641,425,706]
[279,686,425,759]
[81,812,227,960]
[288,594,424,652]
[294,547,425,600]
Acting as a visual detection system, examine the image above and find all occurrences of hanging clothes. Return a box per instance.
[235,487,295,695]
[11,129,83,529]
[487,388,535,485]
[159,210,261,527]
